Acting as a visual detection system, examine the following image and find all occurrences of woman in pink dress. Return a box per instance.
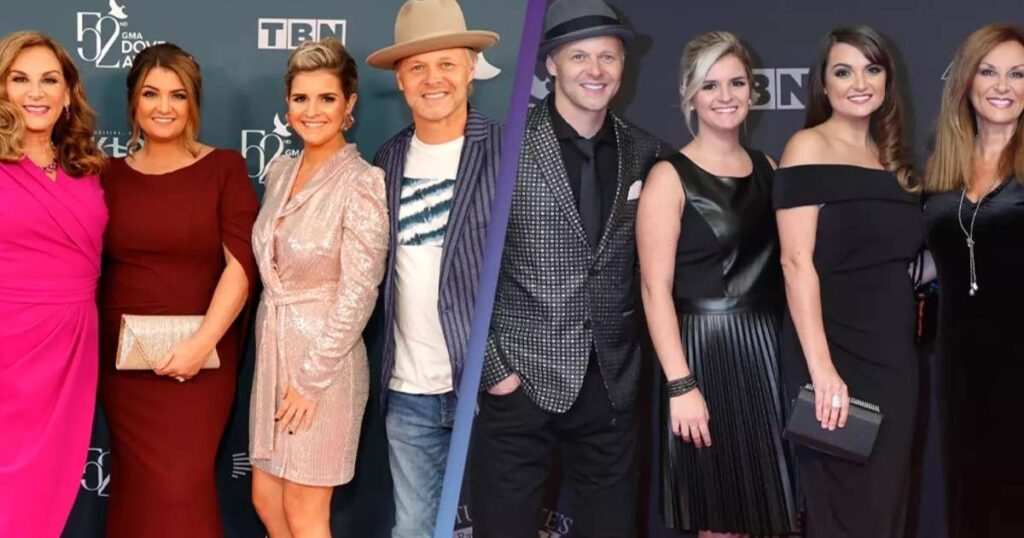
[0,31,108,537]
[249,38,388,537]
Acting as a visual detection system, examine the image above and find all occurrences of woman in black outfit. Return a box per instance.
[773,26,922,537]
[923,23,1024,537]
[638,31,795,538]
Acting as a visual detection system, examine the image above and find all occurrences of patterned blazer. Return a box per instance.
[374,107,502,401]
[481,99,666,414]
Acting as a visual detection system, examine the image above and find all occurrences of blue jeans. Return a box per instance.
[386,390,456,538]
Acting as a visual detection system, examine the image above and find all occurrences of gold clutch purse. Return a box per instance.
[115,314,220,371]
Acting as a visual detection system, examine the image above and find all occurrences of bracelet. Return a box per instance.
[666,374,698,398]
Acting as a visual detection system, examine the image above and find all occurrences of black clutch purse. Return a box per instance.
[783,384,883,464]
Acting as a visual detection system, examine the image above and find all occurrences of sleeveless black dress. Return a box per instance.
[924,179,1024,537]
[773,165,923,538]
[659,150,797,535]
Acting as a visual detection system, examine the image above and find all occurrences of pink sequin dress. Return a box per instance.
[0,159,107,537]
[249,144,388,486]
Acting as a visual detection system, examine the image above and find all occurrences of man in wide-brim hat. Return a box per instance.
[368,1,503,536]
[472,0,667,536]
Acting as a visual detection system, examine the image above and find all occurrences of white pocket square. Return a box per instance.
[626,180,642,201]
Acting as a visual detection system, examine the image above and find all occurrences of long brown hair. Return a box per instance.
[925,23,1024,193]
[806,26,916,191]
[0,31,105,177]
[125,43,203,155]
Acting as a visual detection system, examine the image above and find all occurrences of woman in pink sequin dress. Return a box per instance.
[0,32,108,538]
[249,38,388,537]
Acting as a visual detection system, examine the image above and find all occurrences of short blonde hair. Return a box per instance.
[285,38,358,97]
[678,31,755,136]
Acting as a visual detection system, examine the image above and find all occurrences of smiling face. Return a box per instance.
[823,42,886,121]
[970,39,1024,129]
[4,45,69,137]
[134,67,194,144]
[395,47,474,127]
[287,69,354,149]
[546,36,624,118]
[690,53,751,134]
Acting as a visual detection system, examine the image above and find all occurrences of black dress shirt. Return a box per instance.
[549,98,619,236]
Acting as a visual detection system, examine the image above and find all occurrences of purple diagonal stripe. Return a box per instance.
[432,0,546,536]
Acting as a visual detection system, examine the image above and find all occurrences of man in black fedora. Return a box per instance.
[470,0,667,536]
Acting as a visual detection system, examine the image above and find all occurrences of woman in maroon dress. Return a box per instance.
[97,43,258,538]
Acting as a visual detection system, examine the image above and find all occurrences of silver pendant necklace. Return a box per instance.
[956,178,1000,296]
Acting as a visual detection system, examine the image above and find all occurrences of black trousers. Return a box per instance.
[469,362,638,538]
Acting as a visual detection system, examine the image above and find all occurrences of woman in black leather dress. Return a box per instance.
[923,23,1024,537]
[773,27,922,538]
[637,32,796,537]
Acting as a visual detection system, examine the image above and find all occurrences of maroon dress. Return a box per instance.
[98,149,258,538]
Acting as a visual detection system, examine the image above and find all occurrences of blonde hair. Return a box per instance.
[0,31,105,177]
[678,31,755,136]
[285,37,358,97]
[125,43,203,155]
[925,23,1024,192]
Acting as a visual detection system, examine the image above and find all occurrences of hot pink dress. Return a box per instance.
[0,159,107,537]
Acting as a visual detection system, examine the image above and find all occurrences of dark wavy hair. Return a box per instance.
[806,26,916,191]
[0,31,105,177]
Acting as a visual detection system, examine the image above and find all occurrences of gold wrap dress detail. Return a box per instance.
[249,144,389,486]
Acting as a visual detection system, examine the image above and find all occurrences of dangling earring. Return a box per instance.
[64,105,71,122]
[342,114,355,132]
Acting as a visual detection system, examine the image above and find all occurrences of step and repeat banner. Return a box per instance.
[0,1,526,536]
[513,1,1020,537]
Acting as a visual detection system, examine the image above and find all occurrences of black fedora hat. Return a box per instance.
[538,0,635,58]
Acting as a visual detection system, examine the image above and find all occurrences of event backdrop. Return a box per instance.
[0,0,526,536]
[608,4,1020,536]
[452,0,1019,537]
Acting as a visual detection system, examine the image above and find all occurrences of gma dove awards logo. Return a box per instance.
[81,447,111,497]
[75,1,165,69]
[231,451,252,479]
[242,114,300,184]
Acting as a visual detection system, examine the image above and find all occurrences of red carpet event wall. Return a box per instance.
[461,0,1020,537]
[0,1,526,536]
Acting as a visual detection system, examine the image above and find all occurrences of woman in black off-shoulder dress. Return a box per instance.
[774,27,922,538]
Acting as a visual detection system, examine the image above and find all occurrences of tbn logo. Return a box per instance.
[751,68,810,110]
[257,19,346,50]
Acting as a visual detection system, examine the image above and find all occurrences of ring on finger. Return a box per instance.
[175,376,185,383]
[830,394,842,408]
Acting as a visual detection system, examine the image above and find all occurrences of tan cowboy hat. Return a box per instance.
[366,0,500,70]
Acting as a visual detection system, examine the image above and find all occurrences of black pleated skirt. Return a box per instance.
[661,299,797,535]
